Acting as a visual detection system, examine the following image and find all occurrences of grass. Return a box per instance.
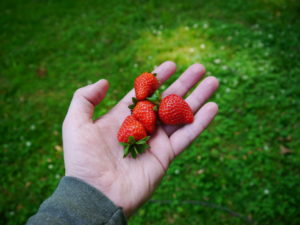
[1,0,300,224]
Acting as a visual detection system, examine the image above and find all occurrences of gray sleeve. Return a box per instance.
[27,176,127,225]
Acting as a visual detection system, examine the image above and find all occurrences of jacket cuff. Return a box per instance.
[27,176,127,225]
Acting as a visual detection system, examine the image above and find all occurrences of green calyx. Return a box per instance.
[147,89,161,106]
[120,136,150,158]
[128,97,138,110]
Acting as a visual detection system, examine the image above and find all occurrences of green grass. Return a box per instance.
[1,0,300,224]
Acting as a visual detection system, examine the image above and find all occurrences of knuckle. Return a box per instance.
[73,88,84,97]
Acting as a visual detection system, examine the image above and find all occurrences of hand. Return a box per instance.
[62,61,219,217]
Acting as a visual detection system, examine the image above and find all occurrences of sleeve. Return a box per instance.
[27,176,127,225]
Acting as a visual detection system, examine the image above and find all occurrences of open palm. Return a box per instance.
[62,61,219,217]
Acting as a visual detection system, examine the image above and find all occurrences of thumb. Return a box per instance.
[64,79,109,125]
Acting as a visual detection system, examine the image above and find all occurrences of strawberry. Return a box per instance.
[134,72,159,100]
[130,100,157,134]
[117,115,150,158]
[158,94,194,125]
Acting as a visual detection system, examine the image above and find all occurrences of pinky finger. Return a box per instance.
[170,102,218,156]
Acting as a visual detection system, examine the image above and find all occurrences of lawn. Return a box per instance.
[1,0,300,224]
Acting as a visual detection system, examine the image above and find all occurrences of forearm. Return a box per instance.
[27,176,127,225]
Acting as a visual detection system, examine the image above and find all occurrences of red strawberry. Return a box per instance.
[117,115,150,158]
[158,94,194,125]
[134,72,159,100]
[118,115,147,143]
[131,100,157,134]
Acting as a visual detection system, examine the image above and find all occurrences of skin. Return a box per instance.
[63,61,219,217]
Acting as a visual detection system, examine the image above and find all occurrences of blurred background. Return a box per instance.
[1,0,299,224]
